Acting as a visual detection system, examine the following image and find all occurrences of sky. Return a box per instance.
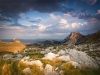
[0,0,100,39]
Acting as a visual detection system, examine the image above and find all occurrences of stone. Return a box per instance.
[22,67,32,75]
[43,53,59,60]
[3,54,13,60]
[57,55,71,61]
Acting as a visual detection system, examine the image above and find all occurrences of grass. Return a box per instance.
[84,32,100,44]
[0,58,100,75]
[41,58,66,69]
[0,41,26,52]
[30,64,44,75]
[23,50,44,59]
[60,62,100,75]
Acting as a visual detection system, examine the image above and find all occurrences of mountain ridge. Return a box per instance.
[26,30,100,48]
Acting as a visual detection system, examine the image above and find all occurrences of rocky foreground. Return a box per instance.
[0,40,100,75]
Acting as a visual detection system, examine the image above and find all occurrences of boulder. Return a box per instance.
[43,53,59,60]
[58,49,99,69]
[57,55,71,61]
[22,67,32,75]
[44,64,59,75]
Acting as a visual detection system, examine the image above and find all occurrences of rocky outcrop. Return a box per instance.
[44,64,59,75]
[62,32,86,45]
[57,49,99,69]
[42,49,99,69]
[13,38,21,43]
[0,38,26,52]
[22,67,32,75]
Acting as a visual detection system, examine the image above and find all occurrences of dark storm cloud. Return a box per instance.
[10,22,23,27]
[81,0,97,5]
[78,13,100,20]
[0,0,99,23]
[93,14,100,20]
[78,13,92,19]
[78,8,90,13]
[0,0,66,16]
[0,14,12,22]
[0,0,75,22]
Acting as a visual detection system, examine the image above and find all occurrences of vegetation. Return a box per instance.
[0,58,100,75]
[84,32,100,44]
[60,62,100,75]
[0,41,26,52]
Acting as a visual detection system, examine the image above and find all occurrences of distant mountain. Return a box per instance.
[0,38,26,52]
[26,30,100,48]
[27,40,61,48]
[62,30,100,45]
[62,32,86,45]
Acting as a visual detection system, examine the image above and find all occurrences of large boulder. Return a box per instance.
[44,64,59,75]
[57,49,99,69]
[21,57,43,70]
[42,53,59,60]
[22,67,32,75]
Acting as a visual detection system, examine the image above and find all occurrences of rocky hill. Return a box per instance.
[62,32,86,45]
[0,38,26,52]
[62,30,100,45]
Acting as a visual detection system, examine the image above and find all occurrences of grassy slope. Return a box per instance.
[84,31,100,44]
[0,41,26,52]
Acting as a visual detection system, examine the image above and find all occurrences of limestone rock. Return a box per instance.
[43,53,59,60]
[62,32,85,45]
[58,49,99,69]
[57,55,71,61]
[44,64,59,75]
[44,64,53,75]
[13,38,20,43]
[22,67,32,75]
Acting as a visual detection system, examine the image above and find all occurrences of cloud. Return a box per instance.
[78,14,92,19]
[59,19,67,24]
[38,24,46,31]
[0,0,98,23]
[50,14,61,20]
[77,9,100,20]
[82,0,97,5]
[29,17,42,23]
[0,14,12,22]
[97,10,100,14]
[71,23,79,28]
[63,13,71,17]
[0,0,75,22]
[78,8,90,13]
